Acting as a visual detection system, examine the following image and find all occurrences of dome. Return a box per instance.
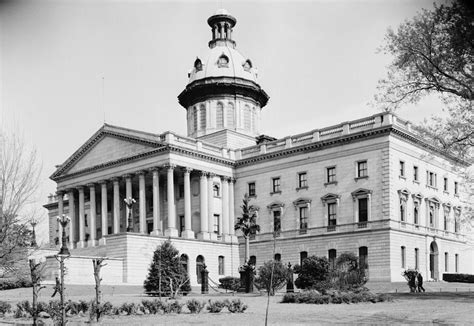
[188,46,258,83]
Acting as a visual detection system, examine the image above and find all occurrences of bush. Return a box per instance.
[218,276,241,292]
[0,277,32,290]
[0,301,12,314]
[443,273,474,283]
[141,299,163,314]
[46,300,62,323]
[161,300,183,314]
[186,299,206,314]
[16,300,33,317]
[254,260,289,295]
[280,290,392,305]
[89,301,114,321]
[294,256,329,290]
[225,299,247,313]
[119,302,137,315]
[207,300,226,313]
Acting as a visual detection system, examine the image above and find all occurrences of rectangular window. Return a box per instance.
[178,184,185,199]
[400,161,405,177]
[273,210,281,233]
[445,252,449,272]
[248,182,256,197]
[298,172,308,188]
[414,205,419,225]
[328,249,337,270]
[213,183,220,197]
[413,166,419,181]
[272,177,281,193]
[359,198,368,222]
[359,247,368,270]
[454,182,458,195]
[455,254,459,273]
[401,246,406,268]
[218,256,225,275]
[415,248,419,270]
[443,177,448,192]
[213,214,220,234]
[357,161,368,178]
[300,251,308,265]
[299,207,308,229]
[444,211,448,231]
[427,171,437,188]
[400,199,406,222]
[328,203,337,226]
[327,167,336,183]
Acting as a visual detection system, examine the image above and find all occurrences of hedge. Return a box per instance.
[443,273,474,283]
[0,278,32,290]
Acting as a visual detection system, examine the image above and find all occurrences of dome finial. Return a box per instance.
[207,9,237,49]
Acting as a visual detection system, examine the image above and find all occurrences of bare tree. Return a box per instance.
[0,129,42,261]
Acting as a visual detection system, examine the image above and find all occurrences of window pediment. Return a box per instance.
[412,193,423,200]
[351,188,372,199]
[321,193,339,203]
[425,196,441,204]
[267,201,284,211]
[293,197,312,208]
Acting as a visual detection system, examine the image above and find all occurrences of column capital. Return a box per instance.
[98,180,108,185]
[76,186,84,192]
[149,166,161,173]
[207,172,216,179]
[122,173,133,180]
[164,164,176,170]
[86,183,96,188]
[183,167,193,174]
[56,190,65,196]
[136,170,147,176]
[199,170,209,178]
[110,177,120,183]
[65,188,75,194]
[220,175,231,182]
[229,177,237,184]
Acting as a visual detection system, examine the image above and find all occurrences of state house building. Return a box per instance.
[44,9,473,285]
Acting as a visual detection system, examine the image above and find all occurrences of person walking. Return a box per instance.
[417,272,425,292]
[51,276,61,297]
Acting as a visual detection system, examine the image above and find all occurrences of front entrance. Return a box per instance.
[429,241,439,280]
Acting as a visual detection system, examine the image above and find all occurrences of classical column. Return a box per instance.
[100,181,108,245]
[67,189,75,248]
[57,191,64,247]
[124,174,133,231]
[229,178,236,240]
[165,165,178,237]
[78,186,85,248]
[112,178,120,234]
[221,177,230,242]
[88,183,97,247]
[151,168,161,235]
[198,171,209,240]
[208,173,217,240]
[182,167,194,239]
[138,171,146,234]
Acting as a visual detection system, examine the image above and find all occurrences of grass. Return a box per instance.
[1,285,473,325]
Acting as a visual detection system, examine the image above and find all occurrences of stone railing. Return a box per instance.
[249,219,466,242]
[237,112,406,160]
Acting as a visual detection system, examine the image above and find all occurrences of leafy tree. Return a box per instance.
[294,256,329,290]
[335,252,359,272]
[0,129,42,262]
[143,240,191,298]
[330,252,367,291]
[254,260,289,296]
[375,0,473,159]
[234,194,260,263]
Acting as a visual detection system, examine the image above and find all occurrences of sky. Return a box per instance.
[0,0,445,243]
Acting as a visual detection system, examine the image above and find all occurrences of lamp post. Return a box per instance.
[124,197,136,232]
[55,214,70,326]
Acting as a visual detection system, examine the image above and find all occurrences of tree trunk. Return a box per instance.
[245,236,250,263]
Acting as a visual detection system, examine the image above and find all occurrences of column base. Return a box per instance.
[99,238,107,246]
[181,230,195,239]
[88,240,97,247]
[164,228,179,237]
[209,233,218,241]
[78,241,86,248]
[197,232,210,240]
[150,229,162,236]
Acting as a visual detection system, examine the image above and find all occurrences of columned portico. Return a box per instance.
[112,178,120,234]
[208,173,217,240]
[67,189,75,248]
[138,171,146,234]
[100,181,108,245]
[198,171,210,240]
[57,191,64,247]
[182,167,194,239]
[165,165,178,237]
[151,168,161,235]
[229,178,237,241]
[221,177,230,242]
[124,174,132,231]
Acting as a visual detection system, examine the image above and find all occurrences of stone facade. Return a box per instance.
[44,10,473,285]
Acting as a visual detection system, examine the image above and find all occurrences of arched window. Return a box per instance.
[194,58,202,72]
[243,105,251,130]
[249,255,256,266]
[300,251,308,265]
[192,107,198,132]
[217,54,229,68]
[226,102,235,128]
[216,102,224,128]
[213,183,220,197]
[199,104,206,130]
[328,249,337,269]
[218,256,225,275]
[274,253,281,261]
[359,247,368,270]
[243,59,252,71]
[196,255,205,284]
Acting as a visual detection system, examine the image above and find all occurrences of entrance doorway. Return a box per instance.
[196,255,205,284]
[429,241,439,280]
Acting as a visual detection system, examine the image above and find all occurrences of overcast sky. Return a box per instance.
[0,0,444,242]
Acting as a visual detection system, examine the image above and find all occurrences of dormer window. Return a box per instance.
[217,54,229,68]
[194,58,203,72]
[243,59,252,71]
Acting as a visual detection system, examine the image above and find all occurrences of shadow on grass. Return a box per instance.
[390,291,474,303]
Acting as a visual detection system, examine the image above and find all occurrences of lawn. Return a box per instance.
[1,285,473,325]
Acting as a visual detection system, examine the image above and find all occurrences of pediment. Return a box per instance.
[51,125,163,179]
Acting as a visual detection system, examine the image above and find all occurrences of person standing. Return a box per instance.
[417,272,425,292]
